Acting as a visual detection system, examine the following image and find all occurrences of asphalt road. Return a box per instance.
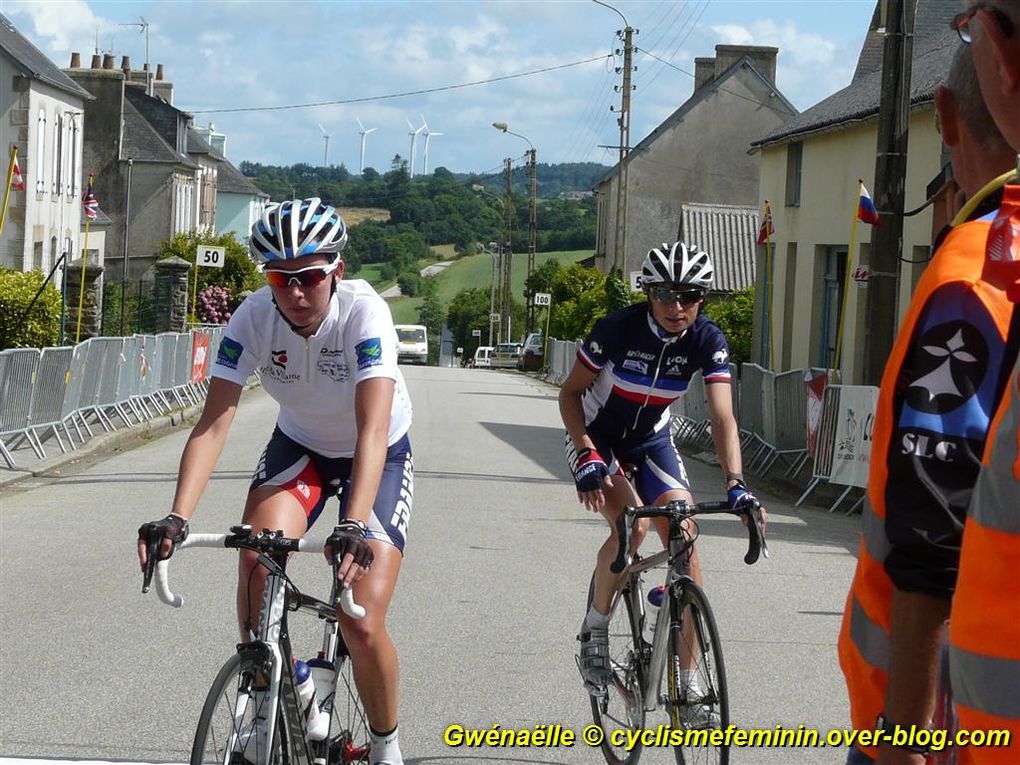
[0,366,862,764]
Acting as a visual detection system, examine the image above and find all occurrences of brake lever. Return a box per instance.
[141,537,159,594]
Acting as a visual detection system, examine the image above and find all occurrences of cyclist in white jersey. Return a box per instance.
[137,198,410,765]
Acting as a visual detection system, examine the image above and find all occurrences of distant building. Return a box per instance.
[595,44,797,278]
[214,152,269,240]
[64,55,201,281]
[0,14,93,274]
[748,0,958,380]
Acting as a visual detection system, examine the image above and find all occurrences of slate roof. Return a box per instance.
[752,0,960,149]
[216,157,268,197]
[0,14,93,101]
[679,202,758,292]
[598,55,798,184]
[187,127,215,155]
[121,98,199,168]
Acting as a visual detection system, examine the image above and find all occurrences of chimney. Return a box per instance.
[91,53,101,69]
[121,55,131,75]
[143,63,150,72]
[102,53,114,70]
[156,63,164,81]
[70,52,81,68]
[694,57,715,91]
[714,45,778,85]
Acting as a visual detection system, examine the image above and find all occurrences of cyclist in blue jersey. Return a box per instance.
[559,241,761,692]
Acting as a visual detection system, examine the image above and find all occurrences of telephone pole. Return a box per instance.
[502,157,514,343]
[863,0,916,385]
[527,147,537,334]
[611,22,634,274]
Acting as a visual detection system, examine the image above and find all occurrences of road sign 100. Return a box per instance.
[197,245,226,269]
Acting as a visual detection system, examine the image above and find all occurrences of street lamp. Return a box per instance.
[472,185,504,346]
[491,122,538,334]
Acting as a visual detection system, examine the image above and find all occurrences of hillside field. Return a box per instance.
[386,249,591,325]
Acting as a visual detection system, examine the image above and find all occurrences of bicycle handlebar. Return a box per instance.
[609,499,768,574]
[150,531,365,619]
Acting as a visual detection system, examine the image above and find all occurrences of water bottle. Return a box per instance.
[646,585,666,643]
[294,659,330,741]
[306,655,336,716]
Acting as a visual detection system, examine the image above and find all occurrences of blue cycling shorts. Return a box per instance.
[564,429,690,503]
[250,428,413,553]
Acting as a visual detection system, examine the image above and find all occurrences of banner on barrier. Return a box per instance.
[191,333,209,383]
[828,385,877,488]
[805,371,827,458]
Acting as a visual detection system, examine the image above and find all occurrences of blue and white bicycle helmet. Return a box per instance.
[640,241,713,290]
[250,197,348,263]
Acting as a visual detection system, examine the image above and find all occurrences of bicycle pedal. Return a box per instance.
[585,680,608,698]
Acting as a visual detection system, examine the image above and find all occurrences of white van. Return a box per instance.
[472,346,494,368]
[394,324,428,365]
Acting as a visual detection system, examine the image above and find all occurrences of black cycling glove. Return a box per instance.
[326,519,374,571]
[138,513,190,560]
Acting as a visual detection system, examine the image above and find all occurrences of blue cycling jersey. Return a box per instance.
[577,304,732,442]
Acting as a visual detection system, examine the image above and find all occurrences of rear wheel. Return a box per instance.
[192,653,283,765]
[587,573,647,765]
[667,583,729,765]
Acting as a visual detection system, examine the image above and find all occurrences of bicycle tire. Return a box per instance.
[322,644,371,764]
[666,582,729,765]
[191,652,285,765]
[586,572,647,765]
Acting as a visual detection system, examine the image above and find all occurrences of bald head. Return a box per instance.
[965,0,1020,150]
[945,44,1009,150]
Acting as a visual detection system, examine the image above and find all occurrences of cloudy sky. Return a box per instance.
[7,0,876,175]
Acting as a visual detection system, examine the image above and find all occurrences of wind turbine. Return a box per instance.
[421,114,443,176]
[317,123,331,166]
[356,117,377,175]
[406,117,425,179]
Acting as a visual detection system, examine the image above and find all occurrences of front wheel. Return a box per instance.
[667,583,729,765]
[587,573,647,765]
[192,652,283,765]
[321,647,370,764]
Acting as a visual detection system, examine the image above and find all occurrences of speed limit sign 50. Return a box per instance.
[196,245,226,269]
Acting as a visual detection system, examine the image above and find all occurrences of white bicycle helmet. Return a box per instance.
[250,197,348,263]
[640,242,714,290]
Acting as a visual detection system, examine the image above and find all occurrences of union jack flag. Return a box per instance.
[82,174,98,221]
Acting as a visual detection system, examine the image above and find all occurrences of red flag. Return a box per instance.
[10,154,25,192]
[756,202,774,245]
[82,174,98,220]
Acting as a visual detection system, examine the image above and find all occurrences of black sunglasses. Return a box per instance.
[648,285,705,306]
[952,3,1014,44]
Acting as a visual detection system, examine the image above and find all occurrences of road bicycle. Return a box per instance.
[586,497,768,765]
[144,525,369,765]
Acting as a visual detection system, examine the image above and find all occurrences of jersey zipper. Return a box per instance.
[625,336,675,438]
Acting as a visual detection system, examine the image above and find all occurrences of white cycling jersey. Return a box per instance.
[211,280,412,457]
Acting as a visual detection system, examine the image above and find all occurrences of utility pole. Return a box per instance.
[502,157,514,343]
[611,24,634,274]
[527,148,537,334]
[863,0,915,385]
[120,158,133,336]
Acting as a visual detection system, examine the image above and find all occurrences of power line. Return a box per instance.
[185,56,607,115]
[640,0,710,92]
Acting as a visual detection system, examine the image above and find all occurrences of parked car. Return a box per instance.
[472,346,494,368]
[491,342,523,369]
[518,332,544,371]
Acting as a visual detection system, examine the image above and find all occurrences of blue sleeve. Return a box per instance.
[701,323,732,383]
[577,316,613,371]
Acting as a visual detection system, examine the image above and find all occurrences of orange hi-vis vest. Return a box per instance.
[948,183,1020,765]
[839,213,1015,759]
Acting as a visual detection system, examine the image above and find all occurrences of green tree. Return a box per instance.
[604,271,633,312]
[549,264,608,340]
[446,287,491,357]
[703,288,754,366]
[156,229,261,296]
[0,269,61,348]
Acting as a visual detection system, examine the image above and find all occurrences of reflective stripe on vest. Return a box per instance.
[862,499,892,565]
[849,596,890,672]
[971,376,1020,533]
[950,645,1020,720]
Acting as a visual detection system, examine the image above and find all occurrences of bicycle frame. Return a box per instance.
[236,553,341,765]
[609,521,696,713]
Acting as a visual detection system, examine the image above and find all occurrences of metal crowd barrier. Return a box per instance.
[0,328,221,470]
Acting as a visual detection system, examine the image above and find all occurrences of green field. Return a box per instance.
[387,249,591,325]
